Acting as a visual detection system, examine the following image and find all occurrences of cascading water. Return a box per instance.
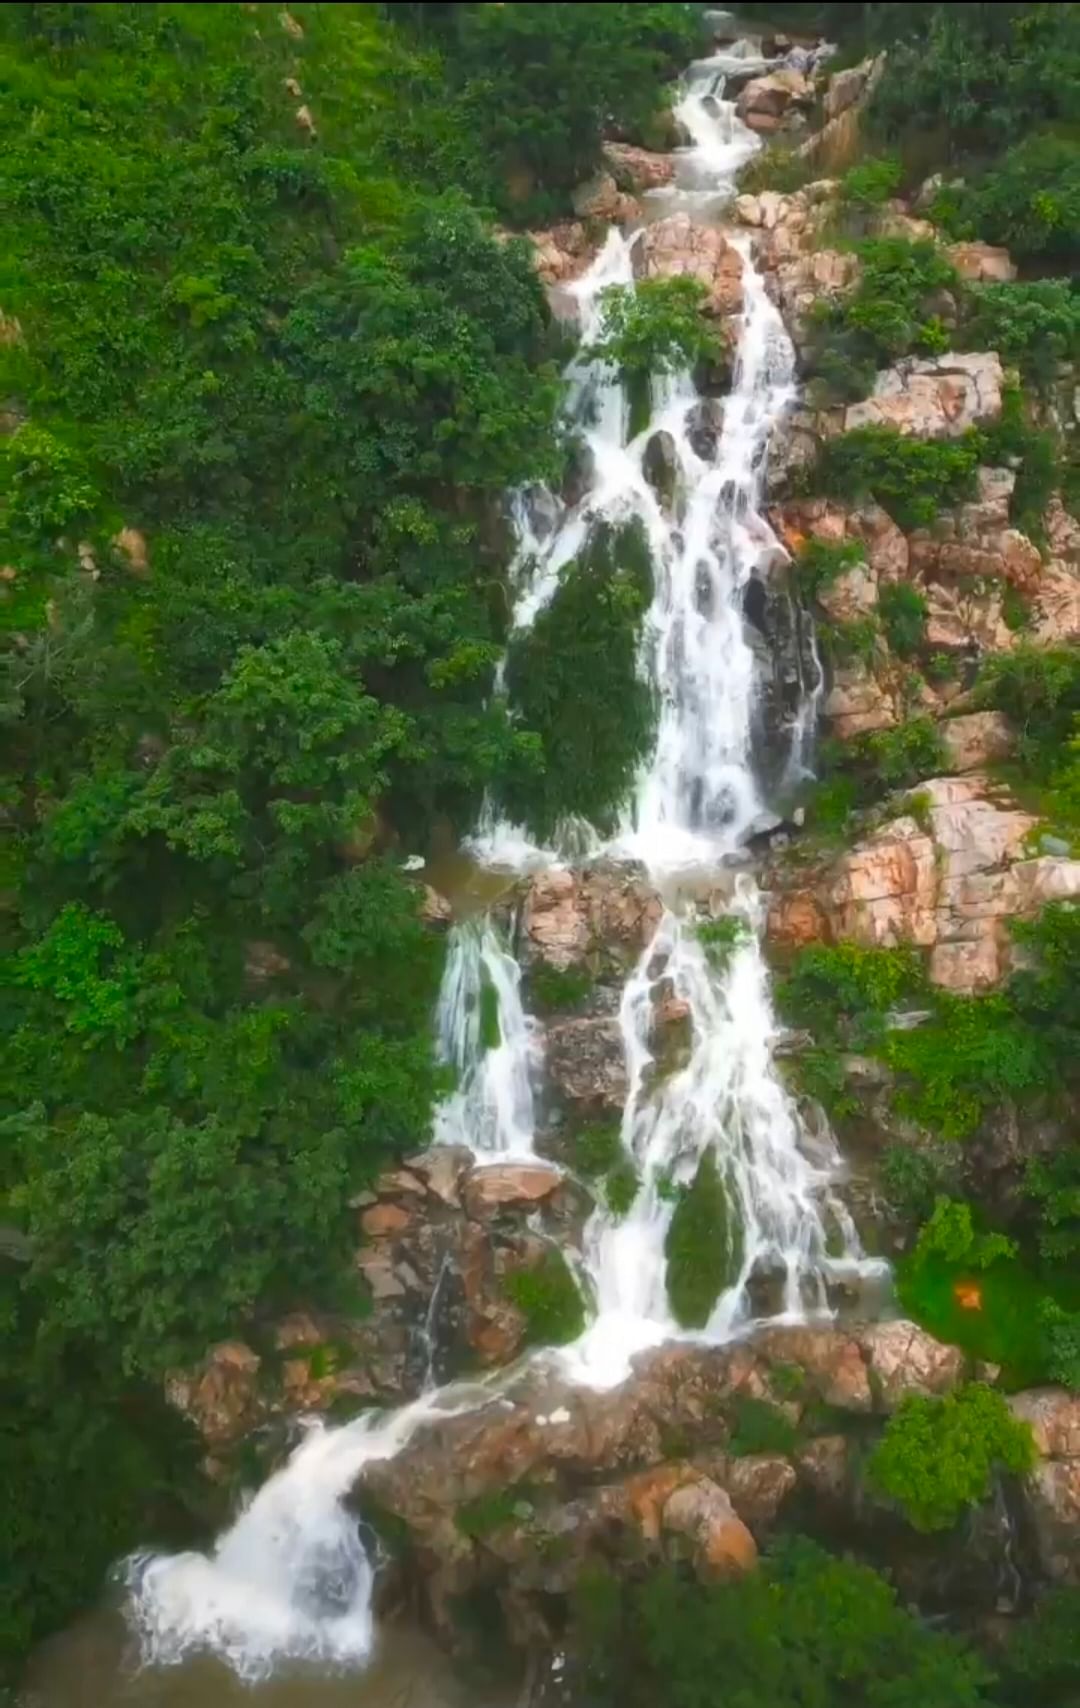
[431,918,539,1158]
[125,36,884,1680]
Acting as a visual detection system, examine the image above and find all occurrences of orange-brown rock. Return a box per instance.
[361,1201,413,1238]
[520,862,662,975]
[464,1161,563,1216]
[662,1477,759,1578]
[844,352,1003,439]
[638,215,745,318]
[602,141,677,192]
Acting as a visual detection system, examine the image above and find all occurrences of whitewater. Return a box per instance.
[125,37,883,1681]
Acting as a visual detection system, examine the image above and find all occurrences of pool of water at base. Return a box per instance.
[18,1609,506,1708]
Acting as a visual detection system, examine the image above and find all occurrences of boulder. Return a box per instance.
[164,1342,263,1452]
[662,1478,758,1578]
[520,862,663,978]
[464,1161,563,1216]
[545,1016,628,1113]
[857,1320,966,1405]
[525,221,598,287]
[939,711,1014,773]
[824,58,877,121]
[602,142,677,192]
[946,242,1017,284]
[638,215,745,318]
[643,429,680,511]
[571,171,638,224]
[844,352,1004,439]
[735,68,813,127]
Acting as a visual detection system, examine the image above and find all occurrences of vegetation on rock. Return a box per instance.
[868,1384,1034,1533]
[505,1249,586,1346]
[664,1150,742,1329]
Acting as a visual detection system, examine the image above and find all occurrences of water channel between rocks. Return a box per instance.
[23,32,890,1706]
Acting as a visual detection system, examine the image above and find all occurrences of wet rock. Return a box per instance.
[858,1320,966,1405]
[571,171,638,224]
[562,439,595,508]
[638,215,745,318]
[687,397,725,460]
[642,429,680,511]
[419,885,453,928]
[164,1342,262,1451]
[735,68,814,130]
[824,58,878,121]
[844,352,1004,439]
[361,1202,414,1238]
[520,862,663,979]
[545,1016,628,1114]
[1009,1390,1080,1459]
[796,1434,850,1502]
[525,221,598,287]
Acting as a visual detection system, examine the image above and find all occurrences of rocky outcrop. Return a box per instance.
[570,171,639,224]
[843,352,1004,439]
[168,1148,591,1459]
[946,242,1017,284]
[767,774,1080,991]
[545,1016,627,1113]
[637,215,745,319]
[355,1319,1076,1640]
[1009,1391,1080,1581]
[735,68,814,134]
[523,221,599,287]
[519,862,663,978]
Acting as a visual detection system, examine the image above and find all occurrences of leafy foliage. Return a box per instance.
[965,279,1080,392]
[664,1150,742,1328]
[794,535,867,601]
[815,426,983,529]
[589,278,715,383]
[498,521,656,840]
[807,238,957,403]
[868,1384,1034,1532]
[879,582,929,659]
[571,1537,995,1708]
[696,915,751,973]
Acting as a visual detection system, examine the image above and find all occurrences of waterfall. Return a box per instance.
[124,39,885,1678]
[431,919,540,1158]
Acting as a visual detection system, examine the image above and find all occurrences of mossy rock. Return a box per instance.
[665,1150,743,1329]
[504,1248,586,1346]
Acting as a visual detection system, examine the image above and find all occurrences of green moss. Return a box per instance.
[604,1156,640,1218]
[455,1484,535,1539]
[530,963,595,1014]
[572,1119,624,1178]
[479,966,501,1052]
[868,1383,1035,1532]
[727,1396,798,1458]
[664,1150,743,1329]
[504,1249,586,1346]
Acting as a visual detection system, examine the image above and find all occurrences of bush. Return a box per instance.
[936,134,1080,264]
[868,1383,1035,1532]
[777,941,923,1051]
[794,534,867,601]
[727,1396,797,1457]
[498,520,656,840]
[530,963,595,1014]
[879,582,928,659]
[807,238,958,397]
[504,1249,586,1346]
[884,990,1048,1139]
[588,277,715,384]
[965,278,1080,393]
[815,426,983,529]
[840,155,903,208]
[1000,1586,1080,1705]
[571,1535,995,1708]
[665,1150,742,1328]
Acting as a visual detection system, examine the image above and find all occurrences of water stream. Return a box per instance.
[117,37,884,1690]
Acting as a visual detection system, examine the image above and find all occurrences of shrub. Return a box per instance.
[777,941,923,1050]
[1000,1585,1080,1705]
[868,1383,1035,1532]
[879,582,928,659]
[696,915,751,973]
[808,238,959,394]
[794,534,867,601]
[851,717,947,794]
[881,1144,956,1223]
[504,1249,586,1346]
[840,155,903,208]
[455,1485,533,1539]
[572,1536,994,1708]
[664,1150,742,1328]
[604,1156,641,1217]
[935,134,1080,264]
[910,1196,1018,1271]
[964,278,1080,393]
[815,426,983,530]
[884,991,1048,1139]
[588,277,715,384]
[498,520,656,841]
